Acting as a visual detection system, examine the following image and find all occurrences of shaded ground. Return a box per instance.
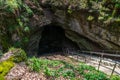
[5,54,80,80]
[5,53,119,80]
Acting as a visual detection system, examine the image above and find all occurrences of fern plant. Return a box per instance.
[27,57,41,72]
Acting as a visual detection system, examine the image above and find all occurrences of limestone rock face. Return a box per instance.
[27,6,120,54]
[0,1,119,54]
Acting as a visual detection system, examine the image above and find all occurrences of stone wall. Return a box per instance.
[27,7,120,54]
[1,0,120,54]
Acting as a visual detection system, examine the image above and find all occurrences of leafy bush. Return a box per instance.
[84,71,108,80]
[0,0,32,49]
[27,57,63,72]
[110,75,120,80]
[44,67,55,77]
[5,0,22,13]
[48,60,61,67]
[76,63,95,74]
[62,61,75,69]
[75,63,108,80]
[62,69,75,78]
[79,63,95,71]
[27,57,41,72]
[9,47,27,63]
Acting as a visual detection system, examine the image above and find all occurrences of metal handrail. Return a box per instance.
[62,48,120,77]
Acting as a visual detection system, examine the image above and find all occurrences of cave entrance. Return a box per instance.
[38,25,79,54]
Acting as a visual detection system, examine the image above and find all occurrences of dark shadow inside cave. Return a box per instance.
[38,25,79,55]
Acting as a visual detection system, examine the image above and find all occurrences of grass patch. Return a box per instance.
[27,57,109,80]
[110,75,120,80]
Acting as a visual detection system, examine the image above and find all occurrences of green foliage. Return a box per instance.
[79,63,95,70]
[0,60,14,80]
[75,63,108,80]
[26,56,120,80]
[27,57,41,72]
[9,47,27,63]
[62,69,75,78]
[48,60,61,67]
[76,63,95,74]
[84,71,107,80]
[0,75,4,80]
[110,75,120,80]
[67,9,73,14]
[87,16,94,21]
[0,48,27,79]
[44,67,51,76]
[44,67,56,77]
[23,4,33,16]
[1,0,120,50]
[47,0,120,27]
[63,61,74,69]
[27,57,108,79]
[0,0,32,50]
[27,57,62,72]
[5,0,22,13]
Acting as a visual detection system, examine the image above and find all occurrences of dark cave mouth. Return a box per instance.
[38,25,79,54]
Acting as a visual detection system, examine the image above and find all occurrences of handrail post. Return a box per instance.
[67,48,69,54]
[85,56,87,63]
[67,48,69,55]
[98,54,103,71]
[77,54,79,61]
[90,52,92,60]
[115,51,118,61]
[110,51,118,78]
[98,57,101,71]
[110,62,117,78]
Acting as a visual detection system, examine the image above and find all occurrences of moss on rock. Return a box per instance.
[8,47,27,63]
[0,60,14,80]
[0,47,27,80]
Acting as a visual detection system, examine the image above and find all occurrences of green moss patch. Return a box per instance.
[0,60,14,80]
[8,47,27,63]
[0,48,27,80]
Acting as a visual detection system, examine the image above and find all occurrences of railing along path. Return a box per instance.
[62,48,120,77]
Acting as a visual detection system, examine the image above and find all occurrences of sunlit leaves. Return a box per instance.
[6,0,18,9]
[24,26,30,32]
[87,16,94,21]
[5,0,22,12]
[23,4,33,16]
